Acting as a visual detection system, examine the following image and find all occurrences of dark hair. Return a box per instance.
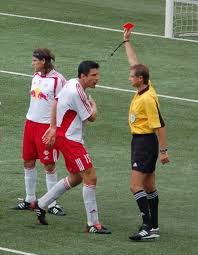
[32,48,55,72]
[131,64,149,85]
[78,61,99,78]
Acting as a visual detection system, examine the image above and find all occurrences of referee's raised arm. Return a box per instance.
[123,28,139,66]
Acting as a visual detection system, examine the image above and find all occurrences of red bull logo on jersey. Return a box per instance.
[30,88,48,101]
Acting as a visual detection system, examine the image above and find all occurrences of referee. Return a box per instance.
[123,28,170,241]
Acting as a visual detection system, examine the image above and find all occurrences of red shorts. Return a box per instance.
[22,120,59,164]
[56,136,93,173]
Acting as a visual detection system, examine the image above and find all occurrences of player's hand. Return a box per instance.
[42,127,56,147]
[160,152,170,165]
[123,28,132,41]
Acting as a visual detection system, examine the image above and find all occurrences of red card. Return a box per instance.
[123,23,134,30]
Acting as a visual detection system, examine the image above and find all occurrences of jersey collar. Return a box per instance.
[138,85,149,95]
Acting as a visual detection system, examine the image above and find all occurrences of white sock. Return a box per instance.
[38,177,71,209]
[24,167,37,203]
[83,184,99,226]
[46,169,58,208]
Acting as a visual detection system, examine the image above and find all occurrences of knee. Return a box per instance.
[44,163,56,173]
[87,175,97,185]
[144,185,156,193]
[130,184,136,193]
[144,182,156,193]
[84,174,97,186]
[24,160,36,169]
[130,183,143,194]
[81,168,97,185]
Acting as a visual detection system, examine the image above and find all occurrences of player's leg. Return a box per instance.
[33,173,82,225]
[64,138,111,234]
[44,162,66,216]
[130,170,150,227]
[36,124,65,216]
[14,120,38,210]
[80,167,98,226]
[129,134,159,241]
[80,167,111,234]
[144,173,160,237]
[32,136,82,224]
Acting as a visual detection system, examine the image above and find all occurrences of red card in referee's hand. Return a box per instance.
[123,23,135,30]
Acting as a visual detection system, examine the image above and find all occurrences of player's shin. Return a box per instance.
[38,177,71,209]
[83,184,99,226]
[24,167,37,202]
[46,169,58,208]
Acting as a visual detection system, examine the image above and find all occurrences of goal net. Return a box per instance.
[165,0,198,38]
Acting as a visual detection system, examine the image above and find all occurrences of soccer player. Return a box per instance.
[31,60,111,234]
[14,48,66,216]
[123,28,170,240]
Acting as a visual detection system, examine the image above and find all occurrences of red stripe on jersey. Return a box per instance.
[34,72,46,78]
[53,71,66,88]
[76,83,92,114]
[56,110,77,137]
[33,72,39,77]
[52,77,58,97]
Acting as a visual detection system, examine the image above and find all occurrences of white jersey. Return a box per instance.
[26,69,66,123]
[56,78,93,144]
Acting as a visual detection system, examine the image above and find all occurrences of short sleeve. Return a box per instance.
[54,77,65,97]
[144,96,162,129]
[71,85,93,121]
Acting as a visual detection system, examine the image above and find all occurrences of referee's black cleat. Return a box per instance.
[31,201,48,225]
[129,224,155,241]
[150,227,160,238]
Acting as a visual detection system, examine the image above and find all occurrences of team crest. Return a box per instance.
[131,113,136,123]
[44,150,49,156]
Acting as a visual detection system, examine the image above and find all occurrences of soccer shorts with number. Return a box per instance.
[56,136,93,173]
[22,119,59,164]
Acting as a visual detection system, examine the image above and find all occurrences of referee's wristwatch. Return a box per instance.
[160,148,168,154]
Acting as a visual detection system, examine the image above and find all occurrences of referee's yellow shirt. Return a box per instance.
[129,84,164,134]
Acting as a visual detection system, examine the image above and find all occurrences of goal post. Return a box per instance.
[165,0,198,38]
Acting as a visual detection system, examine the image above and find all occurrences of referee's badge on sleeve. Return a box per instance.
[131,113,136,123]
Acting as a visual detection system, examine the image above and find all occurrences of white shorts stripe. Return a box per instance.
[75,158,85,171]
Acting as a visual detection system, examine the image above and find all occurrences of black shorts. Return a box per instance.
[131,133,159,173]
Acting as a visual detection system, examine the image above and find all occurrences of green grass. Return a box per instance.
[0,1,198,255]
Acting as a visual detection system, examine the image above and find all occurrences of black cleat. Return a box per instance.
[86,224,111,234]
[129,224,155,241]
[12,198,31,210]
[33,201,48,225]
[48,204,66,216]
[150,227,160,238]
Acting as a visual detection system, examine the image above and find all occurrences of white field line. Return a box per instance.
[0,159,22,164]
[0,12,198,43]
[0,247,39,255]
[0,70,198,103]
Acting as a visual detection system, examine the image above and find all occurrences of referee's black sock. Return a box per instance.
[134,190,150,226]
[147,190,159,229]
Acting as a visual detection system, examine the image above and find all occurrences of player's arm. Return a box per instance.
[49,99,57,129]
[42,100,57,146]
[155,126,170,165]
[87,95,97,122]
[123,28,139,66]
[73,87,97,123]
[145,97,169,165]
